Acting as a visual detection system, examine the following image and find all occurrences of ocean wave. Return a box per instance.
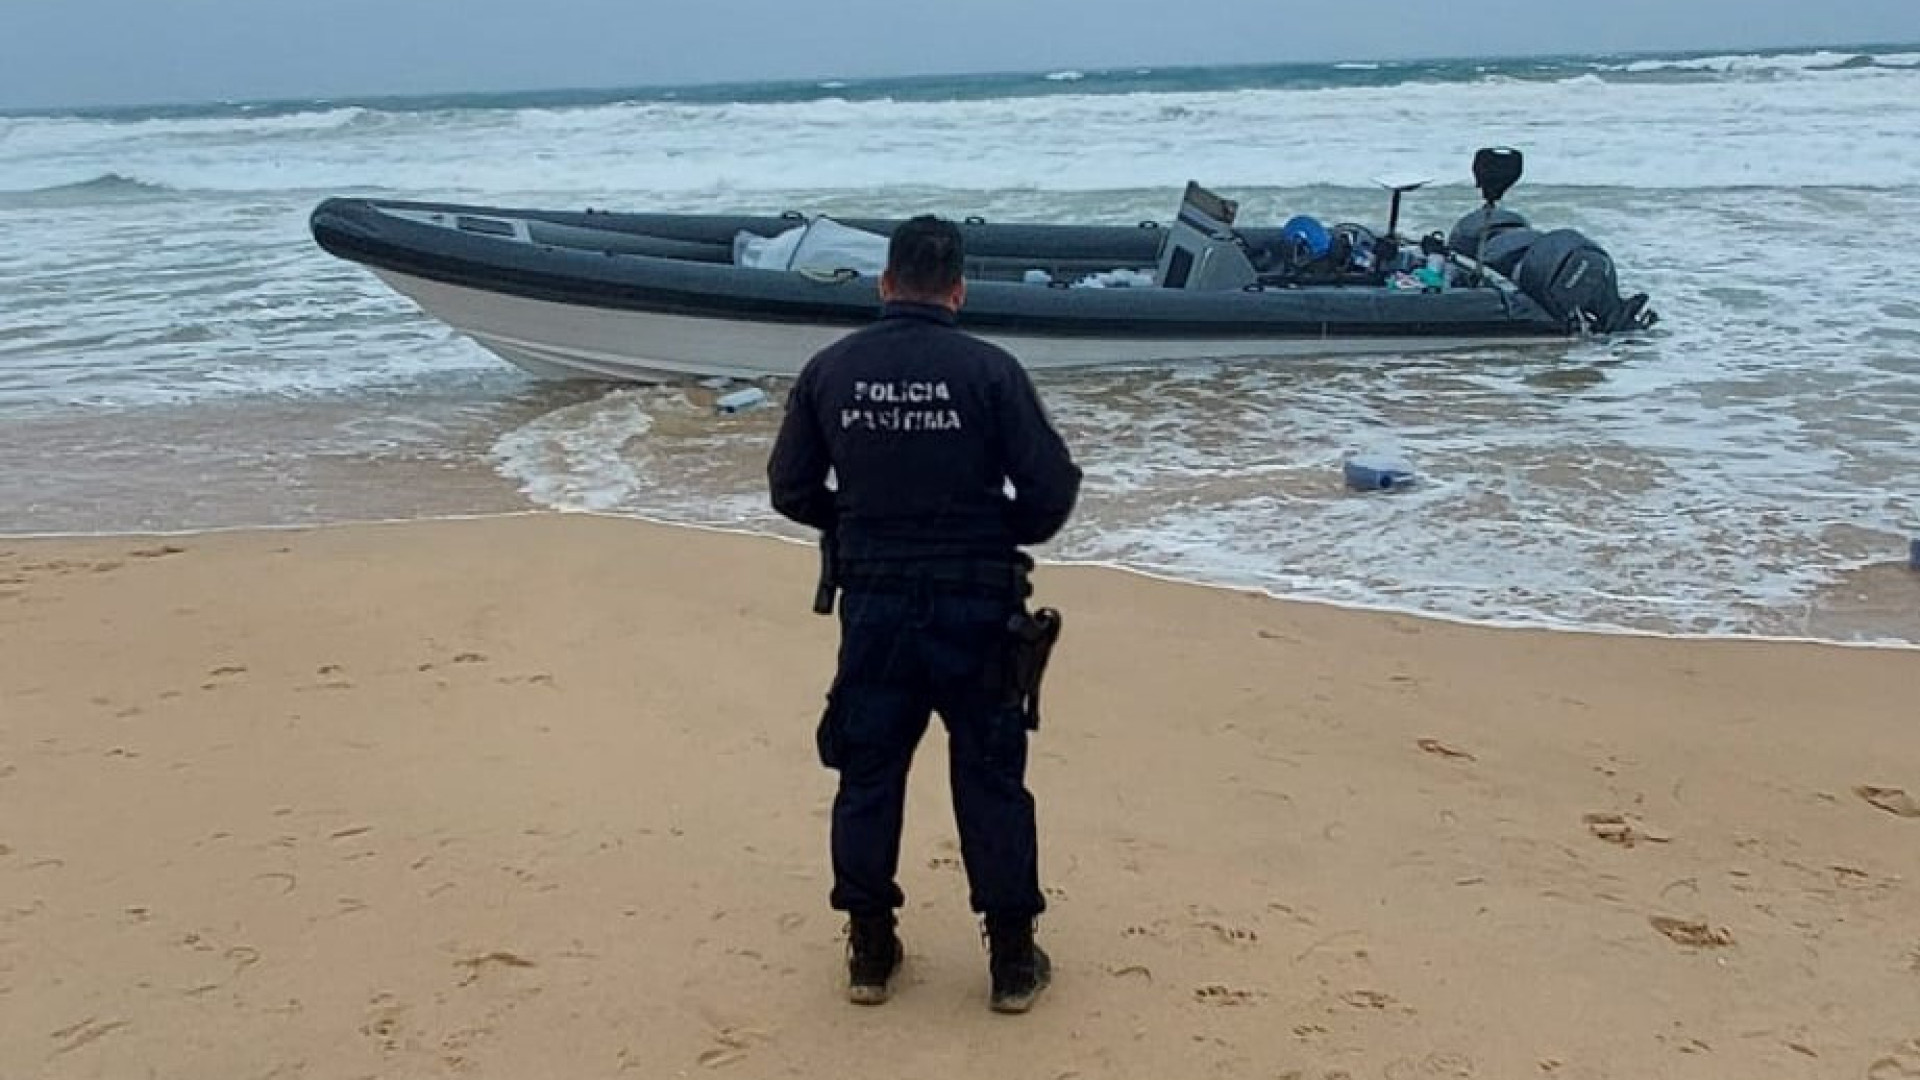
[0,106,378,162]
[102,105,374,138]
[4,52,1919,198]
[1604,49,1915,76]
[7,172,175,197]
[0,171,185,206]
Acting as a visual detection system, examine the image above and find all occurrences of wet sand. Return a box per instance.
[2,514,1916,1079]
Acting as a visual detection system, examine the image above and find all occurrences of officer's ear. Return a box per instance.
[878,270,899,303]
[947,278,967,311]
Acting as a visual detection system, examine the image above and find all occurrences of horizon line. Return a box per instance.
[4,37,1916,117]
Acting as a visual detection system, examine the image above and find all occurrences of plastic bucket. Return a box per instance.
[1343,455,1416,491]
[716,387,769,414]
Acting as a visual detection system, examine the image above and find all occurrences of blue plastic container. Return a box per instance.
[1343,454,1416,491]
[1910,537,1920,571]
[715,387,769,414]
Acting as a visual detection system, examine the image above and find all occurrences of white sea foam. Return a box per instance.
[6,61,1919,196]
[1610,50,1890,75]
[491,390,655,511]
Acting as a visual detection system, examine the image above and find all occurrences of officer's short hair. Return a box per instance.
[887,215,965,297]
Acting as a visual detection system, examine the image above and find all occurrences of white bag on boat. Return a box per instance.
[733,216,889,276]
[734,225,806,269]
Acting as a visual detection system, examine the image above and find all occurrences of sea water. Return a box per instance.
[3,46,1918,643]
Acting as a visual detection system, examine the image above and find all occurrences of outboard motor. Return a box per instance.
[1453,146,1656,332]
[1514,229,1653,333]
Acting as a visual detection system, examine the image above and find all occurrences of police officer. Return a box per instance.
[767,215,1081,1013]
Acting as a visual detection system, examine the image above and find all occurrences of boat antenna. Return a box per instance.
[1469,146,1522,287]
[1375,178,1430,240]
[1372,176,1432,276]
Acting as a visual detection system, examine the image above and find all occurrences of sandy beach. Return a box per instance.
[2,513,1916,1080]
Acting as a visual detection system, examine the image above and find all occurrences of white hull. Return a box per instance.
[375,269,1543,383]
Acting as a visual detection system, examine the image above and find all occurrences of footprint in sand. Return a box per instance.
[50,1017,131,1057]
[254,872,298,895]
[1868,1040,1920,1080]
[455,950,537,987]
[1381,1053,1477,1078]
[201,665,248,690]
[1340,989,1398,1011]
[1584,812,1672,848]
[1650,915,1734,949]
[129,545,186,559]
[1417,738,1476,762]
[697,1028,772,1070]
[1857,786,1920,819]
[1197,920,1259,946]
[1193,984,1264,1006]
[360,994,411,1054]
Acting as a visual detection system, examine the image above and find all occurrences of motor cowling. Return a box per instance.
[1514,228,1641,332]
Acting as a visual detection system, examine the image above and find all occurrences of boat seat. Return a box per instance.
[1154,181,1257,290]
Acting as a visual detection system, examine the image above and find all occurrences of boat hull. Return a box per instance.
[376,269,1556,381]
[313,197,1579,382]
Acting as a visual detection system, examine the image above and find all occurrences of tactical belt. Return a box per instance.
[835,559,1032,598]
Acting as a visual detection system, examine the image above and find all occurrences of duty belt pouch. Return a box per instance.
[815,688,846,770]
[1004,607,1063,730]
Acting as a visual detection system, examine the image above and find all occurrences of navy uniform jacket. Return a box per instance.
[768,301,1081,569]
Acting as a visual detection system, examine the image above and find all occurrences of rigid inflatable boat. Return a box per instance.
[309,148,1655,383]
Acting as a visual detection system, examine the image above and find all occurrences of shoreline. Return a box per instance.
[6,508,1918,652]
[4,512,1917,1078]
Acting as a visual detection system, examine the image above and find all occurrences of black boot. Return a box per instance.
[846,913,902,1005]
[984,914,1051,1014]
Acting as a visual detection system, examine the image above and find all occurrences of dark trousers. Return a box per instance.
[818,585,1044,919]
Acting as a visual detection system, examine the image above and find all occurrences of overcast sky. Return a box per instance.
[3,0,1917,110]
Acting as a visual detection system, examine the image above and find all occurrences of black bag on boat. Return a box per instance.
[1448,207,1530,261]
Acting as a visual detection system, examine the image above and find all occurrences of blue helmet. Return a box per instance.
[1281,215,1331,262]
